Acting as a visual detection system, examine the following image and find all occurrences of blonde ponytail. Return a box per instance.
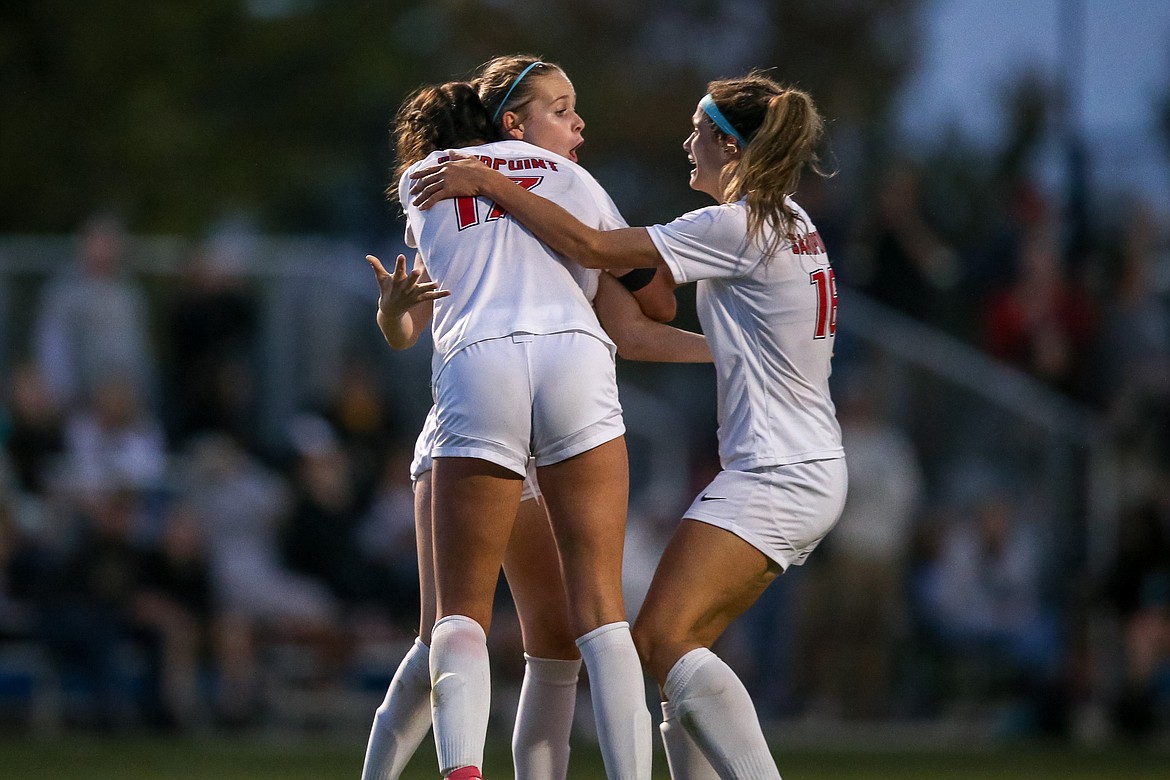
[705,75,829,256]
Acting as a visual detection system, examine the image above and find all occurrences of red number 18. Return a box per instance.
[810,267,837,339]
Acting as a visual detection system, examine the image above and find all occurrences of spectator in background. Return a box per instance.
[3,362,66,500]
[1102,488,1170,737]
[847,164,960,326]
[0,478,36,638]
[966,178,1049,306]
[163,232,260,448]
[280,415,381,613]
[0,446,57,643]
[798,368,924,718]
[1093,203,1170,462]
[182,432,342,715]
[982,224,1097,398]
[33,213,156,409]
[36,486,167,729]
[182,431,337,630]
[62,374,167,497]
[914,483,1066,735]
[133,501,217,729]
[356,441,424,629]
[327,358,398,486]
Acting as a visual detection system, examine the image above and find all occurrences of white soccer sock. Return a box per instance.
[512,654,581,780]
[430,615,490,776]
[663,648,781,780]
[659,700,720,780]
[361,638,434,780]
[575,621,652,780]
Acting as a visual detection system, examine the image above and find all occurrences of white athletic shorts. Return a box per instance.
[410,405,541,501]
[432,331,624,477]
[683,457,848,570]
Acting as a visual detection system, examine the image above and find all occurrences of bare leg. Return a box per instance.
[538,437,652,780]
[430,457,524,777]
[535,437,630,635]
[634,521,777,686]
[505,497,581,779]
[432,457,524,628]
[633,520,781,780]
[361,472,439,780]
[503,498,578,660]
[365,471,578,780]
[416,472,437,643]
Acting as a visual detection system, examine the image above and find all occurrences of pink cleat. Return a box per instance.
[446,767,483,780]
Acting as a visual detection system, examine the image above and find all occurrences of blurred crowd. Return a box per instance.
[804,164,1170,740]
[0,215,430,731]
[1,169,1169,742]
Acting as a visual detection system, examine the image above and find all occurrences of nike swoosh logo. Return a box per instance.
[699,495,726,502]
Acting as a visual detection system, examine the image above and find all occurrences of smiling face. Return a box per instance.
[683,106,739,201]
[501,71,585,162]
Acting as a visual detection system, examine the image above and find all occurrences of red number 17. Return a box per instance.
[454,176,544,230]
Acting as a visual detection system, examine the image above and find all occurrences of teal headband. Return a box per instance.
[492,61,546,123]
[699,93,747,147]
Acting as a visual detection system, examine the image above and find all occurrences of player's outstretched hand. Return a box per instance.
[409,151,494,210]
[367,253,448,318]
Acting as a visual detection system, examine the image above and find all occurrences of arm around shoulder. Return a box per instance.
[410,156,661,270]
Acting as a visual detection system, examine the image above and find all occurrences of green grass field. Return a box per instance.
[0,735,1167,779]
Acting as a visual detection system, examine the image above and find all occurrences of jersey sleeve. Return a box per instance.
[646,203,759,284]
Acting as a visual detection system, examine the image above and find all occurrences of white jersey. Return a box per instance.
[648,198,843,471]
[400,140,620,377]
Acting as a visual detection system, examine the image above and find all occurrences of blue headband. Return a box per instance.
[492,61,546,122]
[699,93,747,147]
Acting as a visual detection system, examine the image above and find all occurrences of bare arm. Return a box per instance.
[594,273,710,363]
[410,154,662,270]
[623,266,677,323]
[368,253,449,350]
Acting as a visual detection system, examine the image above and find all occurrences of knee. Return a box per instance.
[632,614,682,684]
[630,619,653,666]
[523,623,579,660]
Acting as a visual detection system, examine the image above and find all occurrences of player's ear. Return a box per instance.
[501,111,524,140]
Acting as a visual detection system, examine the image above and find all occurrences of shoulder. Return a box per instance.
[647,200,759,280]
[399,149,449,193]
[656,200,749,238]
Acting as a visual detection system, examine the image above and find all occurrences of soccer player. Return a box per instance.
[362,80,585,780]
[410,71,846,780]
[371,61,705,780]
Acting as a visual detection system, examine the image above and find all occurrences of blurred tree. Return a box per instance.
[0,0,922,236]
[433,0,923,225]
[0,0,430,234]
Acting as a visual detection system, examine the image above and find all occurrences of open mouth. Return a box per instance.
[569,141,583,163]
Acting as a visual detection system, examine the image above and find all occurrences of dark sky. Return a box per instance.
[899,0,1169,207]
